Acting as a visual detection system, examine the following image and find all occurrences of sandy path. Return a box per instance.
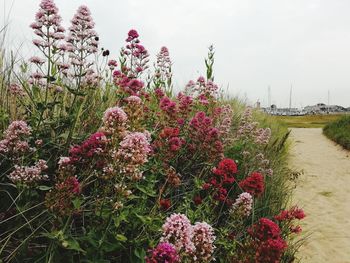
[290,128,350,262]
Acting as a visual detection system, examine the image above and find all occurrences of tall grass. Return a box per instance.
[323,115,350,150]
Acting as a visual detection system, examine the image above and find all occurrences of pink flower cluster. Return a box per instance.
[29,0,66,86]
[161,213,195,253]
[237,107,257,136]
[230,192,253,217]
[254,127,271,145]
[154,46,172,88]
[30,0,65,49]
[108,60,118,71]
[67,5,98,53]
[186,76,218,98]
[66,5,99,86]
[161,127,185,152]
[8,83,25,97]
[8,160,48,184]
[146,242,180,263]
[28,71,46,87]
[124,95,142,105]
[214,105,233,139]
[123,29,149,76]
[56,62,70,75]
[102,106,128,134]
[156,47,172,76]
[29,56,45,65]
[237,107,271,145]
[192,222,216,262]
[160,214,216,261]
[115,132,152,180]
[0,121,32,158]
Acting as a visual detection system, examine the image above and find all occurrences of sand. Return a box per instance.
[290,128,350,262]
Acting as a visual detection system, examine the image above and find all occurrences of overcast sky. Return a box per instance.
[2,0,350,107]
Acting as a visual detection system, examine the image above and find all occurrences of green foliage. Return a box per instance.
[323,115,350,150]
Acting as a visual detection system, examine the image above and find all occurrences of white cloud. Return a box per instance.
[2,0,350,107]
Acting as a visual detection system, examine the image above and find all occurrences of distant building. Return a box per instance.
[261,105,305,116]
[304,103,346,114]
[256,101,261,109]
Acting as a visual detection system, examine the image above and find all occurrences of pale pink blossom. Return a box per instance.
[192,222,216,262]
[230,192,253,217]
[0,121,33,157]
[116,132,151,180]
[8,160,48,184]
[161,213,195,254]
[102,106,128,133]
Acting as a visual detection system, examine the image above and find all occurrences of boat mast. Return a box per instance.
[289,84,292,114]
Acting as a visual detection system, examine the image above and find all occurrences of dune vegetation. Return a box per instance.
[0,1,305,262]
[323,115,350,150]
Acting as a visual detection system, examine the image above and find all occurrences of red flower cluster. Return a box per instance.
[146,242,179,263]
[275,206,305,235]
[69,132,108,168]
[45,176,81,216]
[239,172,264,197]
[193,195,202,205]
[161,127,184,152]
[203,158,238,203]
[249,218,281,241]
[154,87,165,99]
[159,199,171,210]
[255,237,287,263]
[64,176,81,194]
[154,127,185,161]
[113,70,144,96]
[249,218,287,263]
[274,206,305,221]
[213,158,238,182]
[188,112,223,161]
[177,92,193,119]
[160,96,177,117]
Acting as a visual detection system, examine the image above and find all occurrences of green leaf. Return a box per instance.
[134,248,146,260]
[116,234,127,242]
[62,237,85,253]
[135,184,157,197]
[37,185,52,191]
[72,198,83,209]
[135,213,152,225]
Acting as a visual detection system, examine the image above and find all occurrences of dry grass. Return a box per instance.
[272,114,346,128]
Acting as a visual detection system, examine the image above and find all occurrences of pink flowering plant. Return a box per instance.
[0,1,304,262]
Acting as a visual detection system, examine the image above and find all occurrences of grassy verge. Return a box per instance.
[323,115,350,150]
[272,114,345,128]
